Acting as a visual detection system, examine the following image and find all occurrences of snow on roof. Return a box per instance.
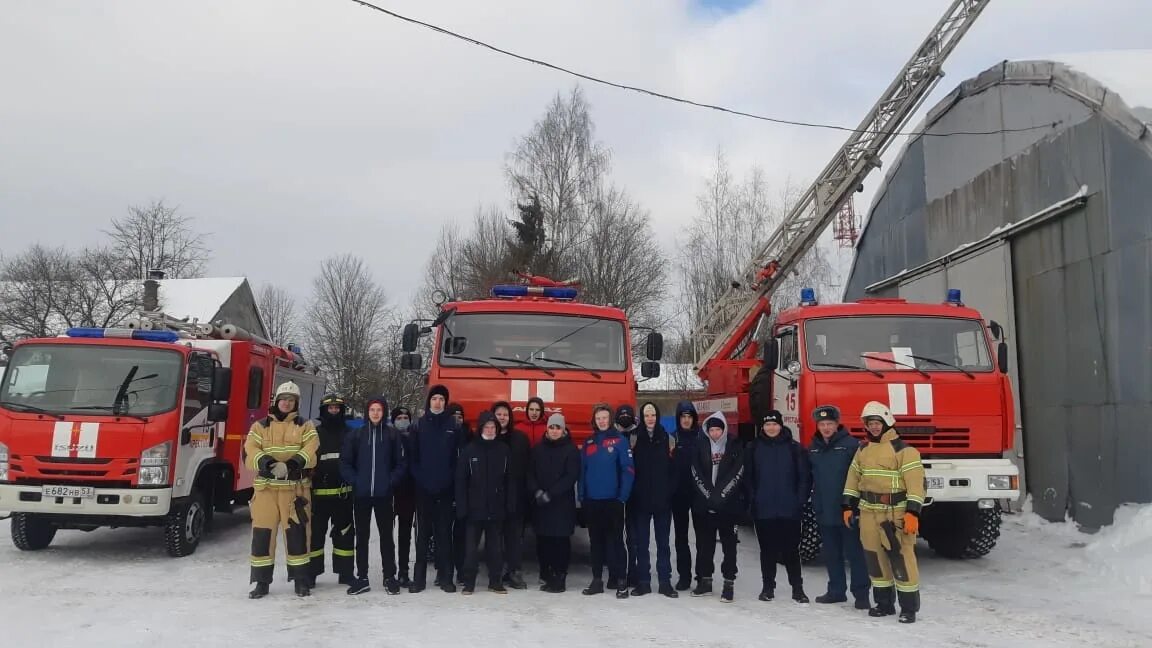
[1042,50,1152,119]
[157,277,247,324]
[635,363,705,393]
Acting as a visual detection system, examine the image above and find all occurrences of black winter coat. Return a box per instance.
[809,426,860,526]
[312,414,349,491]
[746,426,812,521]
[410,411,463,497]
[670,400,702,505]
[455,435,512,523]
[498,423,531,515]
[630,424,674,513]
[527,434,580,537]
[691,434,747,516]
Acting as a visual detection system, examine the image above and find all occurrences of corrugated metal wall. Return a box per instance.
[845,64,1152,527]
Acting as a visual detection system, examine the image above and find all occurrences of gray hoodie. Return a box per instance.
[703,412,729,485]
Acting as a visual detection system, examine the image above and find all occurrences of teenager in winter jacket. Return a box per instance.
[456,412,512,595]
[409,384,464,593]
[670,400,702,591]
[492,400,531,590]
[309,394,356,587]
[614,403,640,589]
[339,397,408,595]
[690,412,746,602]
[390,405,416,587]
[629,402,678,598]
[523,397,548,446]
[580,404,636,599]
[809,405,870,609]
[447,401,470,584]
[527,413,580,593]
[747,410,812,603]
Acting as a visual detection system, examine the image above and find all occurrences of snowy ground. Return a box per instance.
[1,502,1150,648]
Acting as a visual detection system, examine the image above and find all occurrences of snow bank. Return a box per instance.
[1083,504,1152,595]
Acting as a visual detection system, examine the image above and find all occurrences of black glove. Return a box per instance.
[257,455,276,479]
[284,457,303,481]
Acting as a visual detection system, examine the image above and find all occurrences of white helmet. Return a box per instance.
[861,400,895,428]
[274,381,301,402]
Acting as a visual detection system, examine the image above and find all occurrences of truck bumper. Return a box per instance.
[0,484,173,516]
[923,458,1020,504]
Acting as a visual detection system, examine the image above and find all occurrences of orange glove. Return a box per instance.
[903,512,919,535]
[843,509,855,528]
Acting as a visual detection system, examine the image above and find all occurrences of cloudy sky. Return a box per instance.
[3,0,1151,311]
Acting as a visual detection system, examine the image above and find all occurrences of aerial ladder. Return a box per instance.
[691,0,991,391]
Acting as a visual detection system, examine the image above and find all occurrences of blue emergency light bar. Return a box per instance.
[946,289,963,305]
[490,285,578,300]
[800,287,818,306]
[66,327,180,343]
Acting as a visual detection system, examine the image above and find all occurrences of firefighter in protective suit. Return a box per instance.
[245,381,320,599]
[842,401,924,623]
[308,393,356,586]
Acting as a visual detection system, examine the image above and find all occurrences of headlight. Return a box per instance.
[987,475,1017,490]
[139,441,171,485]
[0,441,9,482]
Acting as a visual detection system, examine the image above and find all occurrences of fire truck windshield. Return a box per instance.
[438,313,627,372]
[804,316,993,373]
[0,344,183,416]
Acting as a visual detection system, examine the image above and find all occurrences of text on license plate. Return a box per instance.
[926,476,946,490]
[43,485,95,499]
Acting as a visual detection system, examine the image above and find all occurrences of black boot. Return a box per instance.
[410,564,427,593]
[898,590,920,624]
[397,573,411,588]
[659,581,679,598]
[248,582,269,599]
[346,577,370,595]
[869,586,897,617]
[294,580,312,597]
[691,577,713,597]
[338,573,354,586]
[854,593,871,610]
[815,592,847,604]
[582,579,604,595]
[758,587,775,602]
[792,587,809,603]
[675,575,692,591]
[631,582,652,597]
[504,571,527,590]
[721,579,734,603]
[615,586,630,599]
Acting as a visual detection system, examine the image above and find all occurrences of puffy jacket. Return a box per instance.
[410,390,464,497]
[244,409,319,490]
[579,427,635,502]
[629,403,674,513]
[808,425,860,526]
[339,416,407,499]
[746,425,812,520]
[456,413,512,522]
[494,401,531,515]
[670,400,702,503]
[527,431,580,537]
[690,412,746,516]
[312,410,350,493]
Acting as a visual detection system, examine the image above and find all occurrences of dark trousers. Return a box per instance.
[502,513,524,575]
[671,498,695,581]
[353,496,395,580]
[694,509,738,581]
[820,524,870,598]
[585,499,626,582]
[624,504,640,584]
[453,517,467,578]
[415,491,455,583]
[309,493,355,579]
[462,520,504,587]
[754,518,802,590]
[633,509,673,585]
[394,495,415,577]
[536,535,572,579]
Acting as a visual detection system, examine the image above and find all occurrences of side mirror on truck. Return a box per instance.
[997,342,1009,373]
[208,403,229,423]
[989,320,1003,341]
[645,332,664,361]
[640,361,661,378]
[211,367,232,402]
[401,353,422,371]
[401,323,420,353]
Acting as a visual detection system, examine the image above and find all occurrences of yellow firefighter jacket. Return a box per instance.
[842,429,926,514]
[244,413,319,490]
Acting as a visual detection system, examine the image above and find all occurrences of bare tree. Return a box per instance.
[417,218,472,318]
[305,255,391,407]
[456,206,514,299]
[256,283,298,347]
[0,245,73,343]
[61,247,139,329]
[105,200,210,279]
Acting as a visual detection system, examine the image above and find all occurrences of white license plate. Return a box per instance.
[926,476,946,490]
[43,485,95,499]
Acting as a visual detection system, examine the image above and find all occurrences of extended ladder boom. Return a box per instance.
[691,0,990,374]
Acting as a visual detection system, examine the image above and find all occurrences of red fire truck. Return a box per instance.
[0,298,323,557]
[400,276,663,443]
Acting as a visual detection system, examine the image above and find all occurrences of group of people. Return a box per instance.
[242,381,924,623]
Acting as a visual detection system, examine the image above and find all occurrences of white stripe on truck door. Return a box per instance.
[511,380,530,402]
[887,383,909,415]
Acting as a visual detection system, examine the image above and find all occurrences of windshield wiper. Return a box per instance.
[68,406,149,422]
[0,401,65,420]
[906,354,976,379]
[526,319,606,358]
[859,354,931,379]
[488,356,556,377]
[534,357,602,379]
[446,355,508,375]
[811,362,884,378]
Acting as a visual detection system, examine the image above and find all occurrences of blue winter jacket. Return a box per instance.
[669,400,702,503]
[339,420,407,499]
[410,410,463,497]
[808,425,860,526]
[746,425,812,520]
[579,428,635,502]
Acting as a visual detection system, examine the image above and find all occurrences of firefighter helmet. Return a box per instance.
[274,381,301,402]
[321,393,345,407]
[860,400,895,428]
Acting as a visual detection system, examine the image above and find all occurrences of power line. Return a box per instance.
[347,0,1060,138]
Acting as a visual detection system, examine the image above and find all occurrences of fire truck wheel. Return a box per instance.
[11,513,56,551]
[924,502,1002,559]
[798,502,822,564]
[165,489,206,558]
